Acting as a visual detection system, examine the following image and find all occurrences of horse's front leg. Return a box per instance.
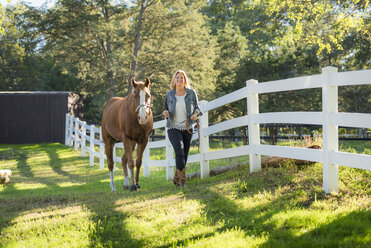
[135,139,148,189]
[123,139,137,191]
[103,136,116,191]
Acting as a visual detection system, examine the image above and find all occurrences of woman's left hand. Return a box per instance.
[190,113,198,121]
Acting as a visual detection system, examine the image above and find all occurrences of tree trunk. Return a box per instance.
[102,5,115,97]
[106,39,115,97]
[186,162,248,180]
[128,2,145,94]
[268,126,278,145]
[108,69,115,97]
[241,126,248,145]
[106,33,115,97]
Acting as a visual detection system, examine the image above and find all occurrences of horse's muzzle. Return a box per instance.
[138,115,149,125]
[136,104,151,125]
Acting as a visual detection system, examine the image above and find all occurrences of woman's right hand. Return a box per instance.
[163,110,169,118]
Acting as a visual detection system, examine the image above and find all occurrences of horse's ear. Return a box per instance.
[145,77,151,88]
[131,77,136,88]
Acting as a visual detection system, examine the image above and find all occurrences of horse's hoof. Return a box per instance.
[123,185,129,190]
[136,184,141,189]
[111,187,117,192]
[129,185,138,191]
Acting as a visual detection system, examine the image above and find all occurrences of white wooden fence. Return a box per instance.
[65,66,371,194]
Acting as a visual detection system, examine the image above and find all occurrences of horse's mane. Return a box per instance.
[125,89,137,103]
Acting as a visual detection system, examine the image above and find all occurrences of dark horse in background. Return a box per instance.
[102,77,153,191]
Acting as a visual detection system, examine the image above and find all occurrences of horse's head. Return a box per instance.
[131,77,152,125]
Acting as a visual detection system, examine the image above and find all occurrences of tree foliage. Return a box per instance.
[0,0,369,124]
[0,1,8,35]
[261,0,370,63]
[0,3,79,92]
[134,0,217,115]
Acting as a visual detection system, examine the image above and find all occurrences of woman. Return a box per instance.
[163,70,202,188]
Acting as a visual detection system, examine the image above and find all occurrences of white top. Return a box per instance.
[172,94,187,130]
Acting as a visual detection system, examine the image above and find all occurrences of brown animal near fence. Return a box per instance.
[101,77,153,191]
[0,170,12,185]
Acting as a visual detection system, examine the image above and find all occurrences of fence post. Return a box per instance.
[74,118,79,150]
[199,100,210,178]
[69,116,73,146]
[246,80,261,173]
[143,146,150,177]
[165,126,174,180]
[322,66,339,194]
[81,121,86,157]
[90,124,95,166]
[65,114,69,145]
[99,127,105,170]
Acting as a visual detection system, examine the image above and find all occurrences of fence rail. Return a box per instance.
[65,66,371,193]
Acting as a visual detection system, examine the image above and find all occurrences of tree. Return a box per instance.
[38,0,132,96]
[0,3,79,92]
[261,0,370,65]
[27,0,133,121]
[203,0,326,144]
[128,0,218,116]
[22,0,217,122]
[211,22,247,123]
[127,0,159,94]
[3,0,368,126]
[0,1,8,35]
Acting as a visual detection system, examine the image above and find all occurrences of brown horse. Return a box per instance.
[101,77,153,191]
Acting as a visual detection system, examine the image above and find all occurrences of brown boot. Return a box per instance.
[173,169,181,185]
[179,168,186,188]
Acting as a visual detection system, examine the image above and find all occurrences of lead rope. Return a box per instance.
[186,119,200,151]
[152,113,164,119]
[158,114,200,151]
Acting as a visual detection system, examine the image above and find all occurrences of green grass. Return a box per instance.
[0,141,370,247]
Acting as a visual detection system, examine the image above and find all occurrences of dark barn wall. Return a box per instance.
[0,92,70,144]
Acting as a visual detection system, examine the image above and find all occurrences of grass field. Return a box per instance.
[0,141,370,247]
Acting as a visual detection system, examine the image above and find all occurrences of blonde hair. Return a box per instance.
[170,70,191,90]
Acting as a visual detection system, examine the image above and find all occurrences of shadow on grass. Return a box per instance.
[44,146,86,182]
[16,152,34,178]
[0,188,145,247]
[0,143,148,247]
[1,143,369,247]
[259,209,370,247]
[10,144,86,187]
[166,165,369,247]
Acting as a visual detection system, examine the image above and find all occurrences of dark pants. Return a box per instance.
[167,128,193,171]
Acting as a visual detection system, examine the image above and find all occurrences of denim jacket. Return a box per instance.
[163,88,202,129]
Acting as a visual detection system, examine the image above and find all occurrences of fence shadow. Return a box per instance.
[0,187,144,247]
[169,166,368,247]
[1,143,369,247]
[0,144,146,247]
[44,145,86,182]
[260,209,370,247]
